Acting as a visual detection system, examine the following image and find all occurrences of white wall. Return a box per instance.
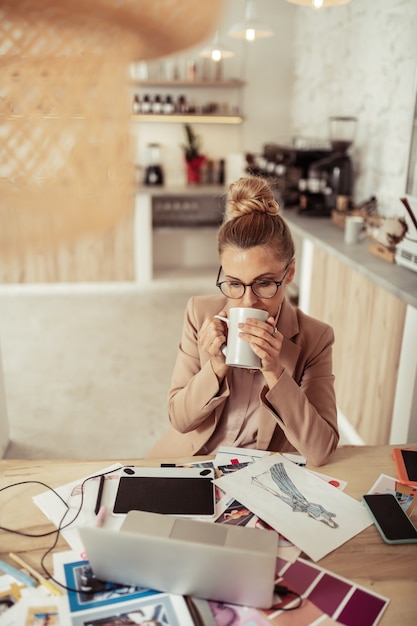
[290,0,417,215]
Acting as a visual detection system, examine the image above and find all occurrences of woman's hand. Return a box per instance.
[199,310,230,380]
[199,309,228,361]
[238,316,285,382]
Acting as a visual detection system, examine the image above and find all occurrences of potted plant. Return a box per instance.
[182,123,205,184]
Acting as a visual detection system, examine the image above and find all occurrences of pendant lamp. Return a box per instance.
[200,31,235,61]
[228,0,274,42]
[286,0,351,8]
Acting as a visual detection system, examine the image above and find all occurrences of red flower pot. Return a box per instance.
[186,156,205,184]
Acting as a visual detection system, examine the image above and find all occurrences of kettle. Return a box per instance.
[144,143,164,186]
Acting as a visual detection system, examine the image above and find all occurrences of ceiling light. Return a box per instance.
[286,0,351,8]
[200,31,235,61]
[228,0,274,42]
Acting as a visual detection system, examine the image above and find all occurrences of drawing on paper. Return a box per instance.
[252,462,338,528]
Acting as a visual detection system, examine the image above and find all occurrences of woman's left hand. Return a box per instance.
[238,316,285,380]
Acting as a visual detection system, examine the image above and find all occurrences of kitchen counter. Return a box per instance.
[281,208,417,446]
[283,209,417,309]
[137,185,226,197]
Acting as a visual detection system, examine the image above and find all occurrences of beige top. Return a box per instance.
[200,368,263,454]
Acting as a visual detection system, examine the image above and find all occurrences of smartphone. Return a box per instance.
[362,493,417,544]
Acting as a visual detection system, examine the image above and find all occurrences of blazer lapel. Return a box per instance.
[256,299,301,449]
[276,298,301,377]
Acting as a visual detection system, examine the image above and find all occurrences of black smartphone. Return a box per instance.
[362,493,417,544]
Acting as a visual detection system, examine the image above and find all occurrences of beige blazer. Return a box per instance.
[147,296,339,466]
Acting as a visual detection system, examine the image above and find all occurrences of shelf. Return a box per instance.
[132,80,246,88]
[132,114,243,125]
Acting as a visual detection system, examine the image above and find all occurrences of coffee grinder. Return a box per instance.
[144,142,164,186]
[301,116,357,216]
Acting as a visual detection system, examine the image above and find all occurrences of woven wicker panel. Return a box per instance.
[0,0,222,265]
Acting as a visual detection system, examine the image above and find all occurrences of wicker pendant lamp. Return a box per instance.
[0,0,223,262]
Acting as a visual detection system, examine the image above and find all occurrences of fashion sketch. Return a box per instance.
[253,462,338,528]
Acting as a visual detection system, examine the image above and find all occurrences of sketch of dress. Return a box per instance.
[252,462,338,528]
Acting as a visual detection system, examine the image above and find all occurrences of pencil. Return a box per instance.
[8,552,62,596]
[94,475,105,515]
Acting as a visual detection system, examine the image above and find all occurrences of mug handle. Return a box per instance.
[214,314,229,325]
[214,314,228,356]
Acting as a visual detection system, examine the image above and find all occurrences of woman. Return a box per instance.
[147,176,339,466]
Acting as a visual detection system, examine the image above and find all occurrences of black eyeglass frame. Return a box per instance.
[216,262,292,300]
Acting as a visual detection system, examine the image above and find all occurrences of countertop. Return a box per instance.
[137,184,226,197]
[283,209,417,309]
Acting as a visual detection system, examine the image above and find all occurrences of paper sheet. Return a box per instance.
[214,453,372,561]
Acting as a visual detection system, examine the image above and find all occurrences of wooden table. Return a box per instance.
[1,445,416,624]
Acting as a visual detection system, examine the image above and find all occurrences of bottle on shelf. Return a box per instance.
[132,95,141,114]
[218,159,225,185]
[163,95,175,114]
[152,95,163,114]
[177,95,188,113]
[140,94,152,114]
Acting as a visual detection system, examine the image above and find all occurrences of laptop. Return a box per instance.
[79,510,278,608]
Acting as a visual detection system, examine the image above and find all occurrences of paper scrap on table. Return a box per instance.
[32,463,124,556]
[214,445,306,467]
[367,473,417,514]
[214,453,372,562]
[53,551,197,626]
[214,446,272,466]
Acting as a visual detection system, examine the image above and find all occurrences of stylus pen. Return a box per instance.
[185,596,206,626]
[94,475,105,515]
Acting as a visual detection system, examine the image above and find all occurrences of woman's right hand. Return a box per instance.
[198,309,228,362]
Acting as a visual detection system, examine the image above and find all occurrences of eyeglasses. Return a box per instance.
[216,263,291,299]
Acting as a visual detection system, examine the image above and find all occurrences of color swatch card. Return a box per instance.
[271,557,389,626]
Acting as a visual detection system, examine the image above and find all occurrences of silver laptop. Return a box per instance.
[79,510,278,608]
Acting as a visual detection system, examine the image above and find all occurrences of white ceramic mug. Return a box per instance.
[214,307,268,369]
[344,215,365,244]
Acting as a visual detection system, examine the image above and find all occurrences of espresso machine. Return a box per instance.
[300,116,357,216]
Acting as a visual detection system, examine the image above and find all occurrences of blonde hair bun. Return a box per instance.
[225,176,280,221]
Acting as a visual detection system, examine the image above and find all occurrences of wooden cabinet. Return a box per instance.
[0,210,135,284]
[0,339,9,457]
[308,246,406,445]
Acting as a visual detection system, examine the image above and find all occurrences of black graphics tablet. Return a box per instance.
[112,466,216,517]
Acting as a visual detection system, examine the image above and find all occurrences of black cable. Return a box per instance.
[0,466,121,595]
[274,583,303,610]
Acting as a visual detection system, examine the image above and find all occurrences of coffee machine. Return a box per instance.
[300,116,357,216]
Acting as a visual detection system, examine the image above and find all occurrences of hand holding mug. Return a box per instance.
[214,307,269,369]
[199,309,229,361]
